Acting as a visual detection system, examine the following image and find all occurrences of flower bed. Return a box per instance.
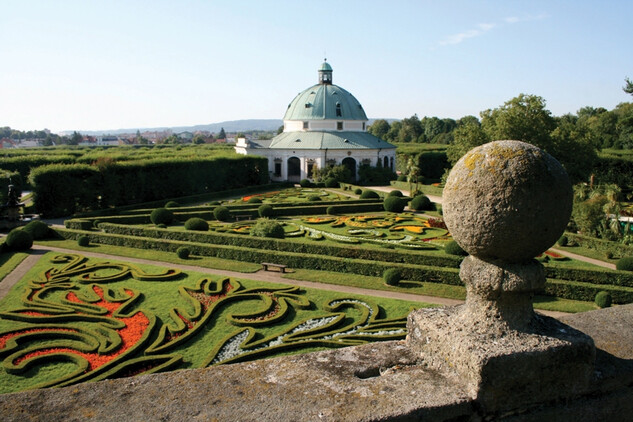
[0,253,416,394]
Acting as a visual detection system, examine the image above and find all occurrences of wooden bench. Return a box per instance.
[234,214,252,221]
[261,262,288,273]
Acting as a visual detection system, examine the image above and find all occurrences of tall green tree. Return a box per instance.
[480,94,556,151]
[368,119,390,139]
[624,77,633,96]
[217,127,226,140]
[446,122,489,165]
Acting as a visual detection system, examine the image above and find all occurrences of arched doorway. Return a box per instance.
[342,157,356,182]
[288,157,301,182]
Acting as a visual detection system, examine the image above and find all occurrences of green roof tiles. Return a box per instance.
[284,84,368,121]
[268,131,395,150]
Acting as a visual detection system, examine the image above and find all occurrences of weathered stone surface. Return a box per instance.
[443,140,572,262]
[407,306,596,413]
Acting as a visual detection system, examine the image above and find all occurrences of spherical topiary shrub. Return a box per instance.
[165,201,180,208]
[326,206,337,215]
[213,206,231,222]
[300,179,312,188]
[616,257,633,271]
[308,194,322,201]
[383,196,406,213]
[557,235,568,247]
[360,190,380,199]
[22,220,50,240]
[77,235,90,247]
[250,218,285,239]
[410,195,432,211]
[184,217,209,231]
[445,240,468,256]
[247,197,262,204]
[5,229,33,251]
[397,174,407,182]
[354,188,363,195]
[595,291,612,308]
[177,247,190,259]
[383,268,401,286]
[258,204,274,218]
[326,178,340,188]
[388,190,403,197]
[150,208,175,225]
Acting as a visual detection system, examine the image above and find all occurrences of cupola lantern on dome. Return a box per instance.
[318,59,333,85]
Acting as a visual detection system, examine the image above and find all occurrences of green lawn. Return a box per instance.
[0,252,426,394]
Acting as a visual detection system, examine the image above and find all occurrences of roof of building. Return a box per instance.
[283,62,367,121]
[266,131,395,150]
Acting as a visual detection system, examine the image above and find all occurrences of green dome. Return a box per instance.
[320,61,332,71]
[284,83,368,121]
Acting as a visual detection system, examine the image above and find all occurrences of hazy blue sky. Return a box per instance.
[2,0,631,133]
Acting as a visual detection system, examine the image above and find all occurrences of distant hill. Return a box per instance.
[63,119,284,136]
[62,118,398,136]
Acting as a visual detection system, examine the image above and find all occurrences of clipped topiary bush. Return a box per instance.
[397,174,407,182]
[5,229,33,251]
[410,194,432,211]
[383,268,401,286]
[165,201,180,208]
[325,178,338,188]
[595,291,612,308]
[184,217,209,231]
[557,235,568,247]
[251,218,285,239]
[354,188,363,195]
[150,208,175,225]
[360,190,380,199]
[388,190,403,197]
[247,197,262,204]
[300,179,312,188]
[22,220,50,240]
[326,206,337,215]
[445,240,468,256]
[177,247,190,259]
[213,206,231,221]
[77,235,90,247]
[258,204,274,218]
[308,194,322,201]
[157,224,167,229]
[383,196,406,213]
[315,182,325,188]
[616,257,633,271]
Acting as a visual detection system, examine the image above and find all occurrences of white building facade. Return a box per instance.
[235,61,396,183]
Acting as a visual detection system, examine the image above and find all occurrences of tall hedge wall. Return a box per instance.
[29,156,269,217]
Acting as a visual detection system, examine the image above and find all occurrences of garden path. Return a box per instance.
[0,244,569,318]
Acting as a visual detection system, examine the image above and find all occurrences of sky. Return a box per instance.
[1,0,631,133]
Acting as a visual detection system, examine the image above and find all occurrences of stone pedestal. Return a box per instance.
[406,141,597,413]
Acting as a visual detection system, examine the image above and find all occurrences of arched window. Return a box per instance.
[384,156,389,168]
[342,157,357,182]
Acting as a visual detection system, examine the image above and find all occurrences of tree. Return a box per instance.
[624,77,633,96]
[551,114,597,181]
[480,94,556,152]
[446,121,489,165]
[217,127,226,140]
[192,134,206,144]
[368,119,390,139]
[68,131,82,146]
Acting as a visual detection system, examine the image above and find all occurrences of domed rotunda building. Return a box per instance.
[235,61,396,183]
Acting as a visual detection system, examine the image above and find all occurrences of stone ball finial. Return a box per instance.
[443,140,572,262]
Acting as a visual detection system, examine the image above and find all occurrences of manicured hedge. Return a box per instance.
[565,232,633,258]
[544,265,633,288]
[97,222,463,268]
[544,279,633,304]
[29,155,269,217]
[56,227,462,284]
